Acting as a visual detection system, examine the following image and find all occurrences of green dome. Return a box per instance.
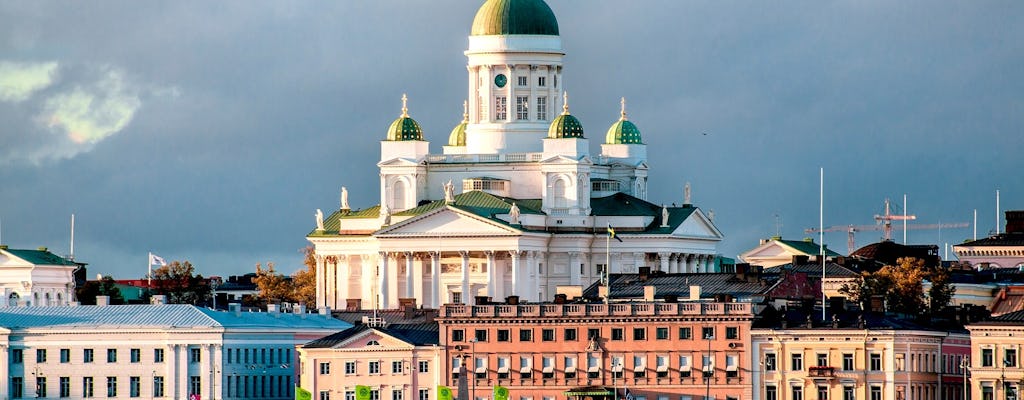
[386,94,423,141]
[387,117,423,141]
[471,0,559,36]
[548,113,584,139]
[448,122,467,146]
[606,119,642,144]
[605,98,642,144]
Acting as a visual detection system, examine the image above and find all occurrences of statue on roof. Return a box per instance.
[661,205,669,227]
[381,204,391,226]
[509,202,521,225]
[444,179,455,203]
[708,209,715,222]
[340,187,350,210]
[315,209,325,231]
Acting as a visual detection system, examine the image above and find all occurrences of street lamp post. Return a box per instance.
[32,367,44,398]
[961,356,970,400]
[470,338,478,400]
[705,329,713,400]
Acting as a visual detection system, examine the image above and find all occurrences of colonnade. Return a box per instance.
[315,249,717,310]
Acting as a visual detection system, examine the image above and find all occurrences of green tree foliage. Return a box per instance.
[839,257,955,317]
[76,276,126,305]
[291,246,317,305]
[150,261,211,305]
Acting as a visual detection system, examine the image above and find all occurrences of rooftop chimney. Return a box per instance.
[643,286,656,302]
[151,295,167,305]
[793,255,809,265]
[1006,210,1024,234]
[689,285,702,301]
[229,303,242,317]
[639,266,651,281]
[96,296,109,306]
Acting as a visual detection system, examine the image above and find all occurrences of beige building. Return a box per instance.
[752,317,970,400]
[297,322,441,400]
[740,237,841,268]
[0,246,81,307]
[967,310,1024,400]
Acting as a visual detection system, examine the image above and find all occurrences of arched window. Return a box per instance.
[552,178,568,209]
[391,180,407,211]
[8,292,19,307]
[45,293,51,306]
[56,292,63,305]
[33,292,40,306]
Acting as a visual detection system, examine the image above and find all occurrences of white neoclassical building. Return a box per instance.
[0,301,350,400]
[308,0,724,310]
[0,246,80,307]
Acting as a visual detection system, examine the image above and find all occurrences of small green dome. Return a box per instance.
[548,113,584,139]
[386,94,423,141]
[606,120,642,144]
[448,122,467,146]
[605,97,642,144]
[471,0,559,36]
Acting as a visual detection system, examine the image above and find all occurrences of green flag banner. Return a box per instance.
[438,386,453,400]
[295,387,312,400]
[356,385,372,400]
[494,386,509,400]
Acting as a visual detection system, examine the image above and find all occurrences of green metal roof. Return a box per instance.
[778,238,842,257]
[605,118,642,144]
[548,113,584,139]
[4,248,78,266]
[471,0,559,36]
[386,116,423,141]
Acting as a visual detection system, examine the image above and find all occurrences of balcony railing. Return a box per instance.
[808,366,836,378]
[440,302,753,318]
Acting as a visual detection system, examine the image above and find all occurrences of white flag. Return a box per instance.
[149,253,167,266]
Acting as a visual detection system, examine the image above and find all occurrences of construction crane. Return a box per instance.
[805,199,968,254]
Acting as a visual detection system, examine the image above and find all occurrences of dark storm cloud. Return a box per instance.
[0,1,1021,277]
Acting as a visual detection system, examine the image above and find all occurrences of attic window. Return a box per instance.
[367,340,381,346]
[592,180,621,192]
[462,178,510,197]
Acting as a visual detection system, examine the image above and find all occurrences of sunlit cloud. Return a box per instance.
[40,68,141,145]
[0,61,59,102]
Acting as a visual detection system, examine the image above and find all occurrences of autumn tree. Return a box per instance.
[840,257,955,317]
[253,262,293,304]
[76,276,126,305]
[291,246,316,305]
[150,261,211,305]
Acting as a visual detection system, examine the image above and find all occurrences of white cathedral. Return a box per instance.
[308,0,723,310]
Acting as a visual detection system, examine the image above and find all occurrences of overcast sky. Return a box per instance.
[1,1,1021,279]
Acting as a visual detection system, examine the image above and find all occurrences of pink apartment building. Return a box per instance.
[437,301,755,400]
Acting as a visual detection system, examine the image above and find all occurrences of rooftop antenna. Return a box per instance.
[974,209,978,240]
[996,189,1001,235]
[902,194,908,244]
[69,214,75,260]
[774,213,783,237]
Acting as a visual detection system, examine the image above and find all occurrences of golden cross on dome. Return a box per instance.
[401,93,409,117]
[562,91,569,114]
[620,97,628,120]
[462,100,469,122]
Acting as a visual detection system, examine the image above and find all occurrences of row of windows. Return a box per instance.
[10,348,166,364]
[451,353,737,379]
[9,376,162,398]
[451,326,739,343]
[764,385,884,400]
[320,360,429,375]
[492,96,549,121]
[225,374,292,398]
[981,347,1018,368]
[318,387,432,400]
[764,352,884,372]
[226,347,292,366]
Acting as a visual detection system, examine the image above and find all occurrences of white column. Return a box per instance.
[337,255,348,309]
[468,65,478,124]
[506,64,515,122]
[201,344,212,399]
[509,251,521,297]
[486,251,497,299]
[431,252,441,308]
[177,345,188,400]
[685,254,695,273]
[413,254,424,306]
[460,251,471,305]
[0,345,8,398]
[405,252,415,299]
[705,254,716,272]
[658,252,670,272]
[524,251,536,302]
[529,65,538,121]
[378,252,389,310]
[361,255,374,310]
[568,252,580,286]
[213,344,223,400]
[315,255,324,308]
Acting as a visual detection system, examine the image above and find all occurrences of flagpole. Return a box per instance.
[148,252,152,289]
[605,224,611,305]
[820,168,826,321]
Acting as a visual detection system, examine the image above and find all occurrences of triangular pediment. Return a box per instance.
[377,157,423,167]
[539,155,592,165]
[671,209,723,239]
[376,206,520,238]
[336,329,415,350]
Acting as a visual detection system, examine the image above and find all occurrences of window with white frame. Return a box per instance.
[495,96,507,121]
[419,389,429,400]
[497,356,510,379]
[587,354,600,378]
[765,385,777,400]
[319,362,330,375]
[418,360,429,373]
[536,96,547,120]
[475,357,488,378]
[517,76,528,86]
[564,356,577,378]
[791,353,803,371]
[791,386,803,400]
[369,361,381,374]
[392,360,404,374]
[346,390,355,400]
[393,389,403,400]
[656,355,669,377]
[612,355,625,378]
[520,355,533,378]
[321,391,331,400]
[542,356,555,378]
[516,96,529,120]
[679,355,692,377]
[726,354,738,377]
[345,361,356,375]
[633,355,646,377]
[843,386,854,400]
[765,353,777,371]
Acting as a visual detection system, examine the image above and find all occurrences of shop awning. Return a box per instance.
[564,387,613,397]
